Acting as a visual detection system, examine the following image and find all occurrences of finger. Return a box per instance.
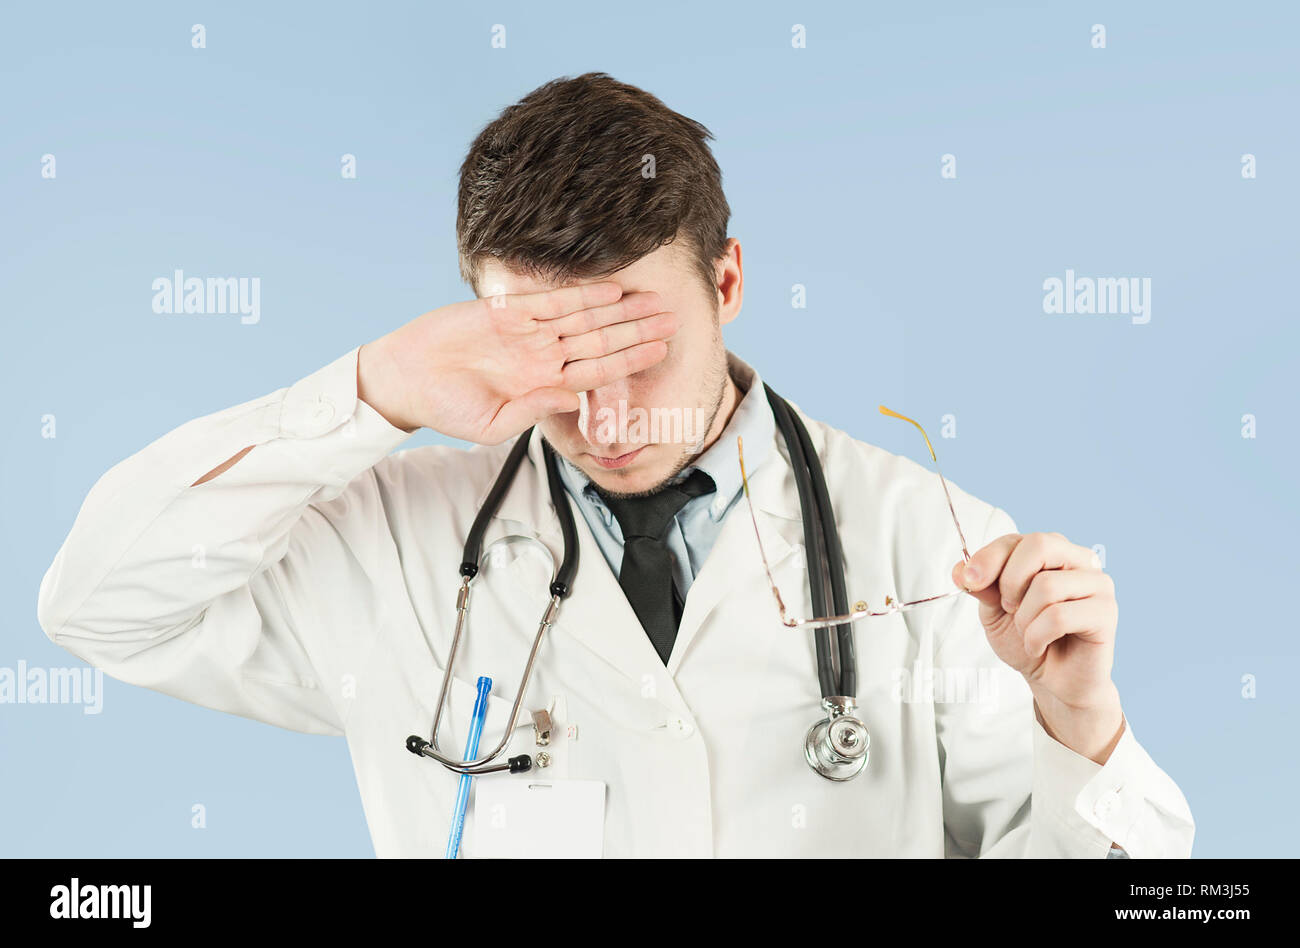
[559,310,679,362]
[546,290,666,337]
[499,281,625,320]
[1014,568,1113,634]
[560,340,668,392]
[998,532,1099,614]
[1022,598,1116,660]
[953,533,1021,611]
[483,388,582,444]
[956,534,1021,591]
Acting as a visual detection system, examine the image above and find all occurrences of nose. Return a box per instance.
[580,379,631,448]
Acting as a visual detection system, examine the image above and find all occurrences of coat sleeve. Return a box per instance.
[36,347,415,736]
[933,505,1196,858]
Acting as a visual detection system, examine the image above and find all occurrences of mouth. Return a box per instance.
[586,446,646,470]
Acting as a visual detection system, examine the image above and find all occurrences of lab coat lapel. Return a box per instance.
[481,428,677,696]
[668,412,809,674]
[553,501,679,691]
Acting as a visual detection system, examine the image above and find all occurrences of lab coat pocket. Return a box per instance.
[441,679,568,775]
[456,692,606,858]
[442,674,527,761]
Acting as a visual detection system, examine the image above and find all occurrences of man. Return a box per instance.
[38,73,1193,858]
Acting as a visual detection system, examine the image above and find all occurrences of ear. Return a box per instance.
[715,238,743,326]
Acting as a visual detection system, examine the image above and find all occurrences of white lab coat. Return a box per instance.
[37,347,1195,858]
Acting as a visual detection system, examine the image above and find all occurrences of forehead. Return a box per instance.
[476,239,690,297]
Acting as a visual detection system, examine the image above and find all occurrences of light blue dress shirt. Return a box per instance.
[554,355,774,599]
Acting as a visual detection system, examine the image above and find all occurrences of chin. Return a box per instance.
[579,447,680,496]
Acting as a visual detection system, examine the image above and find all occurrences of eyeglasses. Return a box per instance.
[737,406,971,631]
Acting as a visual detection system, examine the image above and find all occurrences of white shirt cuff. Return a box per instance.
[271,346,416,485]
[1032,711,1195,858]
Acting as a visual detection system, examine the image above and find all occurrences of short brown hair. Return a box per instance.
[456,72,731,302]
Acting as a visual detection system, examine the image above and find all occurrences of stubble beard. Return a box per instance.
[593,355,732,501]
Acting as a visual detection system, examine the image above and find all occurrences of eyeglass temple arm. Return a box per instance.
[878,406,971,563]
[738,436,799,623]
[736,403,973,629]
[739,436,878,630]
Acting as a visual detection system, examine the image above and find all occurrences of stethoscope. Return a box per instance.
[406,385,869,781]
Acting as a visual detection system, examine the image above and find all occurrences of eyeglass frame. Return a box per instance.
[737,405,972,631]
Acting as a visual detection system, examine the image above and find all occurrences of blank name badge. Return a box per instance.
[470,779,606,858]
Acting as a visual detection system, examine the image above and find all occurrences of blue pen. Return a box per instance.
[445,675,493,859]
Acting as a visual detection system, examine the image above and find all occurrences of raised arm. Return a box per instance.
[36,285,677,732]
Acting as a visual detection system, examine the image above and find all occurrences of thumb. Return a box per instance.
[951,558,1005,621]
[484,388,581,443]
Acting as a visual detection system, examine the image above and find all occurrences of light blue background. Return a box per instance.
[2,1,1295,857]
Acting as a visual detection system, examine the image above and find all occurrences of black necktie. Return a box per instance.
[597,470,716,664]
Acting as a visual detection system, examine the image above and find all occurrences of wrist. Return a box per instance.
[1030,681,1125,765]
[357,339,419,433]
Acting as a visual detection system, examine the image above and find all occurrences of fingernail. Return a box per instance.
[962,566,978,585]
[1002,599,1016,614]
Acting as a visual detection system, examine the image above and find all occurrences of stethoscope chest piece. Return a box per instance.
[805,697,870,781]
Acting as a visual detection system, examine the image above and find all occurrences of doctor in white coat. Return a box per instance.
[37,73,1194,859]
[37,235,1195,858]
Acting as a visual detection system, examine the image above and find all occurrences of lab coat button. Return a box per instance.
[285,394,336,437]
[283,391,338,438]
[1094,789,1120,820]
[309,395,336,429]
[667,717,694,738]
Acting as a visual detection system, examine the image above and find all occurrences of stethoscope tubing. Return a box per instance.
[764,386,855,698]
[410,385,857,777]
